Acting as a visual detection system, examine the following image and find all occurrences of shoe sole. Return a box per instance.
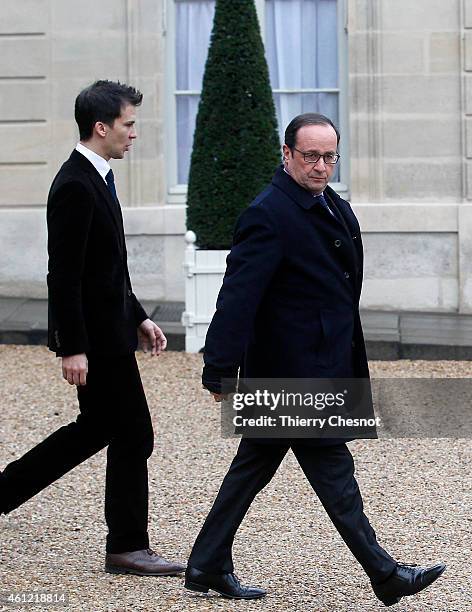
[105,565,184,577]
[185,581,266,600]
[380,595,402,607]
[378,564,447,607]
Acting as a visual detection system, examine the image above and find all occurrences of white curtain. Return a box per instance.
[175,0,339,184]
[265,0,338,142]
[175,0,215,183]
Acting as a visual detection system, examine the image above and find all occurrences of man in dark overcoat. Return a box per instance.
[0,80,184,578]
[185,113,445,605]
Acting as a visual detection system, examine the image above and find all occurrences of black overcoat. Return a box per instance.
[202,166,371,445]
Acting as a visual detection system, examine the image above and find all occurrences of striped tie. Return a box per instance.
[314,193,334,217]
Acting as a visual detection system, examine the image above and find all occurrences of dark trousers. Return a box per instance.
[0,354,154,553]
[188,440,397,584]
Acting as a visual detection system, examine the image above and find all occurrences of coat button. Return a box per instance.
[344,271,350,279]
[127,289,132,297]
[334,239,341,247]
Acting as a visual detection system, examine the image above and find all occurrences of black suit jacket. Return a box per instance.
[203,164,369,391]
[47,149,147,357]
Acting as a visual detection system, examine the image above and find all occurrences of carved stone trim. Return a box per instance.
[126,0,142,207]
[349,0,384,202]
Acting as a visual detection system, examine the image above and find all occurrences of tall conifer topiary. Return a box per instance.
[186,0,281,249]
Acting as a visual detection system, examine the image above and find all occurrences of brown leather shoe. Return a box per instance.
[105,548,186,576]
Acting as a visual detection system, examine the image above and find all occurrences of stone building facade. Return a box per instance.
[1,0,471,346]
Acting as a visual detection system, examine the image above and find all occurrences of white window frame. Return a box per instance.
[165,0,349,204]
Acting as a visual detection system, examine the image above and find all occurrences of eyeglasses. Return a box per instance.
[293,147,340,165]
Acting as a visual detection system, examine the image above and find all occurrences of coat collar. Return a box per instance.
[272,164,319,210]
[271,164,348,212]
[75,143,111,180]
[272,164,361,275]
[272,164,350,227]
[69,148,101,174]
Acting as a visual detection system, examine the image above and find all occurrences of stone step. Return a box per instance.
[2,298,472,358]
[0,298,185,351]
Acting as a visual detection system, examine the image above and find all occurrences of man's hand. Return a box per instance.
[207,391,228,402]
[138,319,167,356]
[62,353,88,386]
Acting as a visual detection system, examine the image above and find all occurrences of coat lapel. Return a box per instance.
[272,165,357,243]
[69,150,125,251]
[325,187,362,259]
[325,186,363,295]
[272,165,346,231]
[89,170,125,246]
[272,165,363,294]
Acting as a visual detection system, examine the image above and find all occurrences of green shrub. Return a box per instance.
[186,0,281,250]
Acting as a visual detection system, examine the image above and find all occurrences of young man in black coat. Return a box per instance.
[0,80,184,577]
[185,114,445,605]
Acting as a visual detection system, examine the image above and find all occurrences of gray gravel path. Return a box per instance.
[0,346,470,612]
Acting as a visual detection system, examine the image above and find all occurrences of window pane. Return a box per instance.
[176,95,201,184]
[174,0,341,185]
[175,0,215,90]
[266,0,340,181]
[273,92,338,130]
[274,92,340,181]
[265,0,338,90]
[175,0,215,183]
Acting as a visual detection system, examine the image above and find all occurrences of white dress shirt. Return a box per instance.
[75,142,110,184]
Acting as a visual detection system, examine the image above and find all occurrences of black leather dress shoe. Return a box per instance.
[372,562,446,606]
[185,566,266,599]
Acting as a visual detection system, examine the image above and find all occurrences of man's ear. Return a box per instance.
[282,144,291,163]
[94,121,107,139]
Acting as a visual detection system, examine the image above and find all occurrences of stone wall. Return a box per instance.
[349,0,468,313]
[0,0,470,318]
[0,0,184,301]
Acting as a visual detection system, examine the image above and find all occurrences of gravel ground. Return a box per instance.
[0,345,471,612]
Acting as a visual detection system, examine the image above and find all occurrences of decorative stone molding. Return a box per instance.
[349,0,384,202]
[462,0,472,200]
[460,1,472,311]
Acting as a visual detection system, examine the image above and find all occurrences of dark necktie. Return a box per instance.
[313,193,335,217]
[105,169,118,203]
